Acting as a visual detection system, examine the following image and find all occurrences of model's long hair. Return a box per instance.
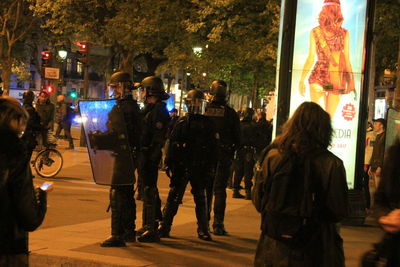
[318,4,344,32]
[273,102,332,156]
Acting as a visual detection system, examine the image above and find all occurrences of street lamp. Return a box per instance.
[58,47,68,60]
[193,47,202,56]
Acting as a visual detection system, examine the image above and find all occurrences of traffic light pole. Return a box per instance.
[79,43,90,147]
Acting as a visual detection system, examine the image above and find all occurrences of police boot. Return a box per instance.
[159,186,183,238]
[213,222,229,236]
[213,186,229,235]
[121,186,136,242]
[232,189,245,199]
[101,189,126,247]
[194,189,212,241]
[137,186,160,243]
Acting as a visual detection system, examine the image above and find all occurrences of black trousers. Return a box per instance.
[206,148,234,226]
[140,156,162,229]
[161,169,210,233]
[109,185,135,236]
[233,147,255,190]
[55,121,73,147]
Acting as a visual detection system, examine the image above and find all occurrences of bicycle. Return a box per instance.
[32,143,63,178]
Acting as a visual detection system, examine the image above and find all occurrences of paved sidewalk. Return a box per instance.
[28,128,384,266]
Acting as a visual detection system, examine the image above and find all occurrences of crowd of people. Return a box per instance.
[0,70,399,266]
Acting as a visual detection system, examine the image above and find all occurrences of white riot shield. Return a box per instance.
[79,99,135,185]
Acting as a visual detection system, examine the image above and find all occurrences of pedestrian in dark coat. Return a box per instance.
[372,134,400,266]
[21,90,42,159]
[36,91,55,147]
[0,97,48,266]
[54,95,74,149]
[252,102,348,267]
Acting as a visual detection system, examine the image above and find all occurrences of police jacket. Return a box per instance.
[166,114,218,170]
[21,103,42,150]
[239,119,258,148]
[255,119,272,152]
[0,129,47,254]
[206,100,240,149]
[117,95,142,150]
[36,101,55,129]
[140,101,170,162]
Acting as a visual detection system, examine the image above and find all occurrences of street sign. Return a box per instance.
[44,67,60,80]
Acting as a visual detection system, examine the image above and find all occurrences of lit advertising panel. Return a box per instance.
[290,0,368,189]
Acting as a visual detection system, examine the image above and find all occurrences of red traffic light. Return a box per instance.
[46,85,54,94]
[76,41,89,53]
[41,51,51,60]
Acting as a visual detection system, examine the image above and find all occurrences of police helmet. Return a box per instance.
[22,90,35,104]
[210,80,227,97]
[185,89,207,115]
[109,72,131,87]
[141,76,169,100]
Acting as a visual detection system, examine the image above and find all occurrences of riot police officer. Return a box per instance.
[100,72,142,247]
[159,89,217,241]
[21,90,42,160]
[137,76,170,242]
[205,80,240,235]
[232,107,258,199]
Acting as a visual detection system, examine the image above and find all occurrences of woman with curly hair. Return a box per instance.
[299,0,355,118]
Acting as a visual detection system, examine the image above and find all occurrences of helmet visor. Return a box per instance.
[184,99,208,115]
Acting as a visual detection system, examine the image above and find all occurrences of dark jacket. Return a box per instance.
[55,101,73,124]
[141,102,170,163]
[372,140,400,266]
[255,119,272,152]
[166,114,218,171]
[370,131,386,171]
[373,140,400,218]
[252,148,348,267]
[206,100,240,151]
[0,130,47,254]
[239,119,258,148]
[36,101,55,129]
[21,103,42,151]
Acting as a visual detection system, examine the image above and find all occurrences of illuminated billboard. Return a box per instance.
[289,0,368,188]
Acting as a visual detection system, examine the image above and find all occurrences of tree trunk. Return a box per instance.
[1,58,13,95]
[251,77,258,108]
[368,38,376,118]
[395,39,400,110]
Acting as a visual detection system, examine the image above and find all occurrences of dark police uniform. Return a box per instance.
[160,113,218,240]
[138,101,170,241]
[205,99,240,235]
[233,118,258,199]
[100,94,141,247]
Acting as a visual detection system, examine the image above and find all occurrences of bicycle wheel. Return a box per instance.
[34,148,63,178]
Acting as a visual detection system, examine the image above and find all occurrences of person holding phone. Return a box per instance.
[0,96,49,266]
